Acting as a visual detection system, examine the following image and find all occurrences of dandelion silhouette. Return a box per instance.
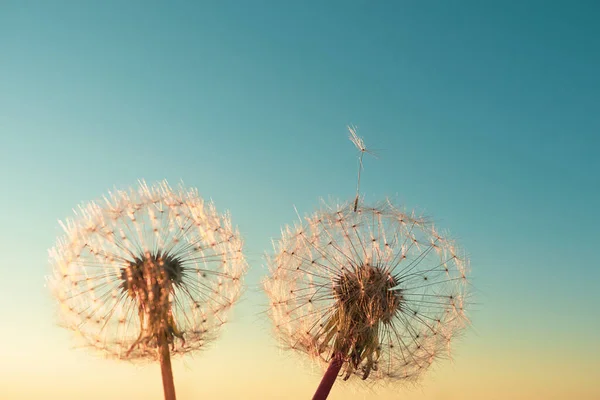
[263,128,470,399]
[49,180,247,400]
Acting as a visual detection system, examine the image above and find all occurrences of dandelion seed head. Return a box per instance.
[49,180,247,361]
[264,200,469,383]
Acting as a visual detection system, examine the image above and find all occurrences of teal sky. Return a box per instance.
[1,1,599,399]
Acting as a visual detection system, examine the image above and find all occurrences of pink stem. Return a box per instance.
[312,353,344,400]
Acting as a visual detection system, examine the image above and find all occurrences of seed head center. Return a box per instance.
[120,251,184,297]
[119,251,186,351]
[334,263,401,324]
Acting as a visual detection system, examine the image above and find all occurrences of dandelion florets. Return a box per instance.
[49,180,248,360]
[264,200,469,383]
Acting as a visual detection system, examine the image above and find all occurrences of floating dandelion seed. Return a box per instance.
[348,125,377,212]
[49,180,247,400]
[263,128,470,400]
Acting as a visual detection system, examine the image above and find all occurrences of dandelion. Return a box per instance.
[263,128,470,399]
[49,180,247,400]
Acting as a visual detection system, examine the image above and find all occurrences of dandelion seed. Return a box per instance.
[348,126,376,212]
[48,180,248,400]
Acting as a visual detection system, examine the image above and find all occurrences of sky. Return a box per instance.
[1,1,599,399]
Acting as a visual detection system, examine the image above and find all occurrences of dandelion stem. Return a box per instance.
[312,353,344,400]
[159,337,177,400]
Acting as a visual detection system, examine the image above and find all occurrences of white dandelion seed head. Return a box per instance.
[263,200,469,383]
[48,180,248,361]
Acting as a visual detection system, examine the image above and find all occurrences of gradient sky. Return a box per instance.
[1,1,599,399]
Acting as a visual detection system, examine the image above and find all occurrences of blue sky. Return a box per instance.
[1,1,599,399]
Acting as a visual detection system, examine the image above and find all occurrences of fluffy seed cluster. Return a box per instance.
[264,201,469,382]
[49,180,247,360]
